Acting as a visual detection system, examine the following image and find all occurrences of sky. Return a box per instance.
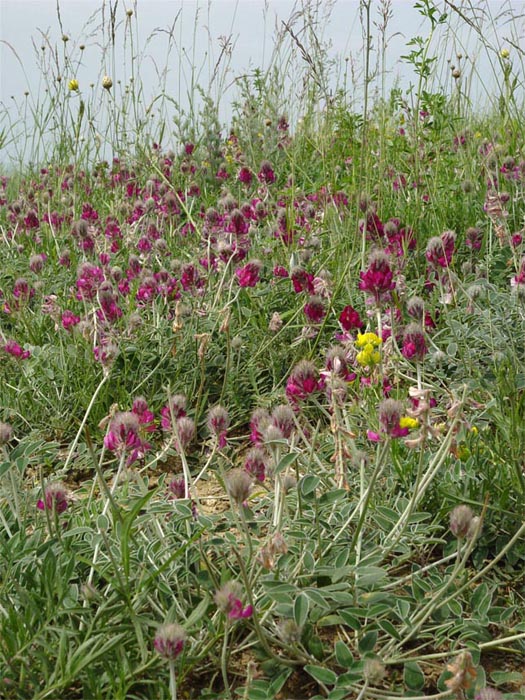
[0,0,523,163]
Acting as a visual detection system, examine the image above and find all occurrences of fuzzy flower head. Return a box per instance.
[358,250,396,305]
[339,304,363,331]
[303,295,325,324]
[236,260,262,288]
[37,482,69,514]
[372,399,417,441]
[225,468,253,504]
[214,581,253,619]
[444,651,477,692]
[426,230,456,268]
[0,422,13,445]
[160,394,187,430]
[449,504,476,539]
[104,411,149,464]
[286,360,319,403]
[243,446,268,482]
[402,323,428,361]
[153,623,186,660]
[207,405,229,448]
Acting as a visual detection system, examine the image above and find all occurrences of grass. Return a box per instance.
[0,1,525,699]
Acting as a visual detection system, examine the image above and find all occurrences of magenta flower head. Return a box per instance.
[290,266,314,294]
[236,260,262,288]
[339,304,363,331]
[250,408,271,444]
[3,340,31,360]
[154,623,187,660]
[238,166,253,185]
[358,250,396,305]
[214,581,253,619]
[303,295,325,324]
[426,230,456,268]
[37,482,69,514]
[257,160,276,184]
[402,322,428,361]
[104,411,149,463]
[286,360,319,403]
[160,394,187,430]
[378,399,408,438]
[207,405,229,448]
[244,446,268,482]
[61,310,81,331]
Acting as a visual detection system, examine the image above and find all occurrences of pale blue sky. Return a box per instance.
[0,1,523,163]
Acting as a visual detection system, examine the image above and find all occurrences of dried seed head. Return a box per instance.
[277,619,302,644]
[449,505,474,539]
[363,658,386,685]
[226,468,253,503]
[0,422,13,445]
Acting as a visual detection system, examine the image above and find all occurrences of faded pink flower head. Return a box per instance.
[153,623,187,660]
[37,482,69,514]
[214,581,253,619]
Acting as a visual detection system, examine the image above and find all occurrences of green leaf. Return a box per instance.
[334,640,354,668]
[294,592,310,628]
[300,475,320,497]
[404,661,425,690]
[490,671,524,684]
[358,630,377,655]
[274,452,297,475]
[339,610,361,630]
[304,665,337,686]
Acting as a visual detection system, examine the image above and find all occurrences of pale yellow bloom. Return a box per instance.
[68,79,79,92]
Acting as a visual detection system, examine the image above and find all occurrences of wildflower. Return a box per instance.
[215,581,253,619]
[61,310,81,330]
[269,312,283,332]
[160,395,187,430]
[167,477,186,499]
[250,408,271,444]
[68,79,79,91]
[37,482,69,514]
[244,447,268,482]
[207,405,229,448]
[154,623,187,660]
[101,75,113,90]
[426,230,456,268]
[3,340,31,360]
[355,332,382,368]
[236,260,262,288]
[358,251,396,305]
[104,411,149,464]
[406,296,425,321]
[378,399,411,439]
[339,304,363,331]
[0,422,13,445]
[444,651,477,691]
[131,396,156,432]
[238,167,253,185]
[402,323,427,361]
[465,226,483,251]
[225,468,253,504]
[271,405,295,439]
[173,417,195,453]
[303,295,325,324]
[286,360,319,403]
[290,266,314,294]
[29,253,46,273]
[500,48,510,59]
[449,505,474,539]
[257,160,275,184]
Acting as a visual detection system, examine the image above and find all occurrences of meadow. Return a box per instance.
[0,1,524,698]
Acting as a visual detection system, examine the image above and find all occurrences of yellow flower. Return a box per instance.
[68,79,79,92]
[500,48,510,59]
[102,75,113,90]
[399,416,418,430]
[356,347,381,367]
[355,332,382,349]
